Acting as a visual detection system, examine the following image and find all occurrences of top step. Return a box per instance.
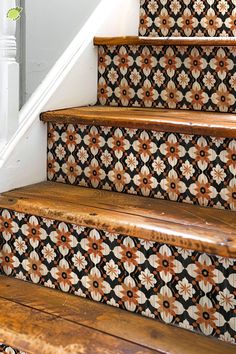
[139,0,236,37]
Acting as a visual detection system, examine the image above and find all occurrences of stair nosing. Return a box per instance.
[40,106,236,138]
[1,181,236,258]
[93,36,236,47]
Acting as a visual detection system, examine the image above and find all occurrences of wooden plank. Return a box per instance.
[94,36,236,47]
[40,106,236,139]
[0,294,157,354]
[0,276,235,354]
[0,182,236,257]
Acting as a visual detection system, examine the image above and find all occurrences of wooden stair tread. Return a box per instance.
[1,181,236,257]
[40,106,236,138]
[0,276,235,354]
[0,277,157,354]
[94,36,236,47]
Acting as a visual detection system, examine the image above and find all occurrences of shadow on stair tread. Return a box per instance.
[0,276,235,354]
[0,181,236,257]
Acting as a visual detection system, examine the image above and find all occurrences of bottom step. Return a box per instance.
[0,182,235,344]
[0,276,235,354]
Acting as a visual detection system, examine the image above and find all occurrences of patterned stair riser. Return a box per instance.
[98,45,236,113]
[139,0,236,37]
[47,122,236,211]
[0,208,235,343]
[0,344,26,354]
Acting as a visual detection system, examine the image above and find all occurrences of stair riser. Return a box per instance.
[0,208,235,343]
[139,0,236,37]
[0,344,23,354]
[98,45,236,113]
[47,122,236,211]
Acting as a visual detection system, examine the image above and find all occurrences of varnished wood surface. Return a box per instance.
[94,36,236,47]
[0,282,157,354]
[0,276,235,354]
[1,181,236,257]
[40,106,236,138]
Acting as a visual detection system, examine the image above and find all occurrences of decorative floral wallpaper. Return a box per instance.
[139,0,236,36]
[47,123,236,210]
[97,45,236,113]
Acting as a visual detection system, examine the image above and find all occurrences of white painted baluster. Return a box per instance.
[0,0,19,146]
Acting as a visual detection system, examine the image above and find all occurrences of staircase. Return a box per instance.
[1,0,236,352]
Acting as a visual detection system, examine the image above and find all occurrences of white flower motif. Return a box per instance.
[101,150,113,167]
[176,278,195,301]
[139,269,156,290]
[77,147,89,164]
[179,319,194,331]
[72,251,87,271]
[152,156,165,175]
[180,160,195,180]
[216,289,236,312]
[211,164,226,184]
[14,236,27,255]
[104,259,120,281]
[42,244,56,263]
[126,153,138,171]
[219,331,235,344]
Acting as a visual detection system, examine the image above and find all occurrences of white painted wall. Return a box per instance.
[24,0,101,101]
[0,0,139,193]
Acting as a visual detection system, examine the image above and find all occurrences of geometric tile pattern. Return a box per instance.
[0,208,235,343]
[97,45,236,113]
[0,344,26,354]
[47,123,236,210]
[139,0,236,37]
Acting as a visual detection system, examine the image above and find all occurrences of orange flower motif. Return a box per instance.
[139,8,152,35]
[87,272,106,298]
[47,152,60,180]
[114,78,135,106]
[98,77,112,105]
[114,46,134,75]
[136,47,157,75]
[157,292,178,318]
[154,8,174,36]
[120,281,139,307]
[184,48,207,79]
[201,9,222,36]
[156,251,175,278]
[108,128,130,159]
[195,303,217,330]
[161,81,183,108]
[0,246,15,274]
[225,10,236,35]
[212,83,235,112]
[84,159,105,188]
[186,83,209,110]
[210,49,234,80]
[177,9,198,36]
[134,166,157,196]
[137,79,158,107]
[160,47,181,77]
[194,261,216,287]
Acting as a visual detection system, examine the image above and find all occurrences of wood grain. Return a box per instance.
[0,290,157,354]
[0,181,236,257]
[0,276,235,354]
[40,106,236,138]
[94,36,236,47]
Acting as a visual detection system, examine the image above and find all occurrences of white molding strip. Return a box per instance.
[0,0,19,145]
[0,0,139,192]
